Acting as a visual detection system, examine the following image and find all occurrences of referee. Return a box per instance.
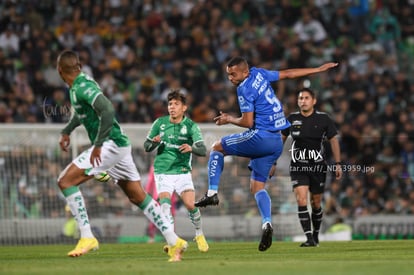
[281,88,342,247]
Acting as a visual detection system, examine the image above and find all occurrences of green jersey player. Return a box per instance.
[56,50,187,262]
[144,90,209,252]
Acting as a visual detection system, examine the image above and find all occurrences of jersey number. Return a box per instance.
[265,88,282,112]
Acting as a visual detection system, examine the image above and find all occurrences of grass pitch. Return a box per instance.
[1,240,413,275]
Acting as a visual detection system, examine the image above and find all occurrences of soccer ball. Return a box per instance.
[94,172,110,182]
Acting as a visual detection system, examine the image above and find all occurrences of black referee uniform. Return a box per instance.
[281,110,338,194]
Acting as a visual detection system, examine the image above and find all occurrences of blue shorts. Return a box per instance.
[221,129,283,182]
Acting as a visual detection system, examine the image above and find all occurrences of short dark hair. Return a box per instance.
[167,90,186,104]
[227,56,248,67]
[57,50,81,73]
[297,87,316,98]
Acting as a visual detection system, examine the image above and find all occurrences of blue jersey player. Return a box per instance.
[195,56,338,251]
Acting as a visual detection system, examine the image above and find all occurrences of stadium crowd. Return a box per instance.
[1,0,414,223]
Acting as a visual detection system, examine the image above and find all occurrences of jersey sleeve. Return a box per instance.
[147,119,161,139]
[325,114,338,139]
[92,94,115,146]
[77,78,102,105]
[261,69,280,82]
[191,123,204,144]
[238,84,256,113]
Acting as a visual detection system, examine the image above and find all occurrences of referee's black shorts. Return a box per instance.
[290,164,327,194]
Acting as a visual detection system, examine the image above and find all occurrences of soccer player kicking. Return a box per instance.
[281,88,342,246]
[144,90,209,253]
[56,50,187,262]
[195,56,338,251]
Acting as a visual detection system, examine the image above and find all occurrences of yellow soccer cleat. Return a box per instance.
[67,237,99,257]
[194,235,209,252]
[168,238,188,262]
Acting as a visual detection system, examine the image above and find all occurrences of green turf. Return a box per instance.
[1,240,413,275]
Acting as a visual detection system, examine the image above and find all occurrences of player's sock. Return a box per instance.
[298,206,313,241]
[312,207,323,242]
[138,194,178,246]
[207,151,224,194]
[62,186,94,238]
[254,189,272,225]
[160,197,174,227]
[189,207,203,236]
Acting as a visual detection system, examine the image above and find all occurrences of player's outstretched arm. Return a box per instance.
[278,62,338,80]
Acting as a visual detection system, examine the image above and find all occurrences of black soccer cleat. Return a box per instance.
[312,232,319,245]
[195,193,219,207]
[300,239,318,247]
[258,223,273,251]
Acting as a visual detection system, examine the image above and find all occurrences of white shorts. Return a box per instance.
[154,173,194,196]
[73,140,140,181]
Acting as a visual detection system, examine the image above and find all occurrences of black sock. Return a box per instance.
[298,206,312,241]
[312,208,323,242]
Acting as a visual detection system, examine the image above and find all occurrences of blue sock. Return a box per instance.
[254,189,272,225]
[208,151,224,191]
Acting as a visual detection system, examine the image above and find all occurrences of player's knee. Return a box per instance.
[211,141,223,152]
[311,199,321,209]
[57,177,64,189]
[298,200,308,207]
[296,196,308,206]
[57,170,70,189]
[186,204,195,211]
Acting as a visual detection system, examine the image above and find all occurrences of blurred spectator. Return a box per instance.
[347,0,370,42]
[0,24,19,57]
[111,36,130,62]
[56,18,76,50]
[293,7,327,44]
[327,4,352,42]
[369,8,401,56]
[17,163,40,216]
[0,48,14,94]
[398,5,414,40]
[226,2,250,27]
